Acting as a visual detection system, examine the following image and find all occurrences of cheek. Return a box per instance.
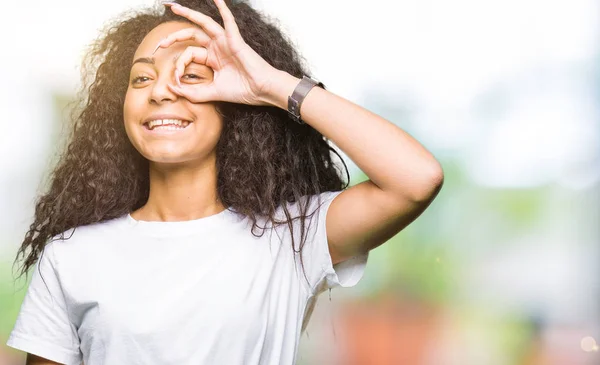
[206,109,224,140]
[122,90,141,144]
[204,103,223,127]
[123,89,137,121]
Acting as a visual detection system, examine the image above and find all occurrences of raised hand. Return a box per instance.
[155,0,281,105]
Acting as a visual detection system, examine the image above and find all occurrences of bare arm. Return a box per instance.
[264,72,444,264]
[26,354,64,365]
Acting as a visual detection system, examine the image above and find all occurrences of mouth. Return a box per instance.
[142,118,192,131]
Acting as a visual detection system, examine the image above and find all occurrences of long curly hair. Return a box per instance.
[12,0,349,287]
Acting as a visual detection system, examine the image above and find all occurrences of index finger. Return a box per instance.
[213,0,241,36]
[153,28,211,55]
[166,3,224,39]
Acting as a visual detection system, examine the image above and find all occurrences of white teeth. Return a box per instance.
[153,125,185,131]
[146,119,190,130]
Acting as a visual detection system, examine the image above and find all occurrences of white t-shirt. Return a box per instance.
[6,190,369,365]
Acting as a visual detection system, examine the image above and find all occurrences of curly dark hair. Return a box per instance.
[12,0,349,288]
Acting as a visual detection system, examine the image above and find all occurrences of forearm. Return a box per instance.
[262,70,443,200]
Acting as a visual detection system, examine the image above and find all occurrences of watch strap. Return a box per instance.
[287,76,324,124]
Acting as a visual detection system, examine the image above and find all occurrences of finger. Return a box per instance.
[174,46,209,79]
[166,3,224,39]
[168,83,217,103]
[153,28,211,55]
[213,0,241,36]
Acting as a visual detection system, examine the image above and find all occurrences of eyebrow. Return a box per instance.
[132,57,155,66]
[131,54,181,66]
[131,54,209,69]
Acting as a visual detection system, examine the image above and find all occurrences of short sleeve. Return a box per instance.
[295,190,369,296]
[6,241,82,365]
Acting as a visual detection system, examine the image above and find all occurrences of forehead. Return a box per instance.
[133,21,204,60]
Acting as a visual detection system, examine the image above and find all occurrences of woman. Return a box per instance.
[6,0,443,364]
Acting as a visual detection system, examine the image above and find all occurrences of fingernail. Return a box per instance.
[168,83,183,95]
[161,1,178,6]
[174,70,182,88]
[152,42,162,55]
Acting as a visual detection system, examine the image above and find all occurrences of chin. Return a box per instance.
[142,150,215,166]
[144,154,191,164]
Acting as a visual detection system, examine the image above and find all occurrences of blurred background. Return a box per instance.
[1,0,598,364]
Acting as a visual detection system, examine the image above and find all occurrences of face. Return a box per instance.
[124,21,222,167]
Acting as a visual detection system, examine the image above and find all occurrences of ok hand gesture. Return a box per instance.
[155,0,281,106]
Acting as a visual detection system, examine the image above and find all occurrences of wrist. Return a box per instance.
[259,70,300,110]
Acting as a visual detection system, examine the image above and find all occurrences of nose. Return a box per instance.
[149,73,178,104]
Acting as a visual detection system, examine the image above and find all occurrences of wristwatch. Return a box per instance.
[287,76,324,124]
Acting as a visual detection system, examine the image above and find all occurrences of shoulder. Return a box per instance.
[276,190,343,215]
[45,214,128,259]
[271,190,344,232]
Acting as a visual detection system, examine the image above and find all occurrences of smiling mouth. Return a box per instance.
[143,119,192,131]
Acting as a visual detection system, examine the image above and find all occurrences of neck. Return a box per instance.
[131,158,225,222]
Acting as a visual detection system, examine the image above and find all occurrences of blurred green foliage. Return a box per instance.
[0,260,29,341]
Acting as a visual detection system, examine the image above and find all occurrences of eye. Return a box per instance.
[181,73,204,81]
[131,76,151,85]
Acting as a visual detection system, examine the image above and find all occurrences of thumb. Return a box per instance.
[168,83,217,103]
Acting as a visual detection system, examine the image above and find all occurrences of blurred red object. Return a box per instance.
[336,294,441,365]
